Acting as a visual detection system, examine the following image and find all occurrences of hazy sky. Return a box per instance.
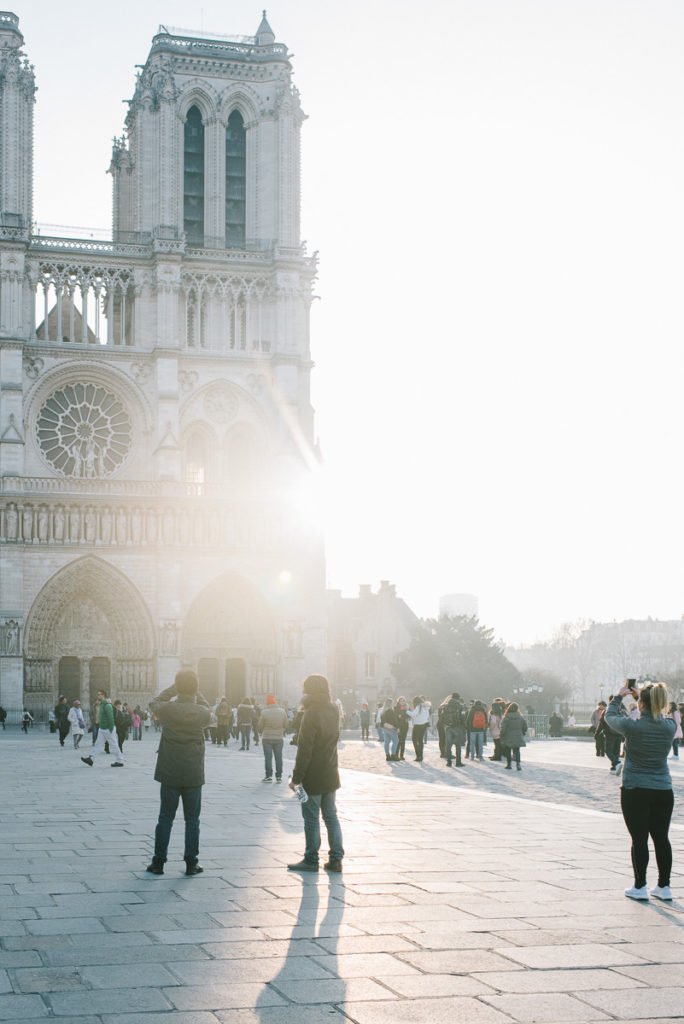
[18,0,684,645]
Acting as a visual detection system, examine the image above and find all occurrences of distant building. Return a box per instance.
[328,582,419,711]
[440,593,479,619]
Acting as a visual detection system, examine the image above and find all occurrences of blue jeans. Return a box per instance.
[445,725,463,765]
[383,729,398,757]
[470,730,484,758]
[154,784,202,864]
[301,791,344,864]
[262,739,283,778]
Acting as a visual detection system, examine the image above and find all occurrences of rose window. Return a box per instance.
[36,383,132,477]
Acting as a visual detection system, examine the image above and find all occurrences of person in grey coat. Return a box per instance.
[500,702,527,771]
[145,670,211,877]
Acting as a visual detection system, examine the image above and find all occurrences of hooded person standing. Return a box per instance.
[288,674,344,873]
[145,669,211,876]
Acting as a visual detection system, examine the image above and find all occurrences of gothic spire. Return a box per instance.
[255,10,275,45]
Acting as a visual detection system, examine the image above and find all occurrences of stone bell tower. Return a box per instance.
[0,12,325,720]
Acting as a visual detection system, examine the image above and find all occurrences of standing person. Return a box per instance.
[607,681,676,900]
[252,700,261,747]
[466,700,488,761]
[288,674,344,873]
[54,695,70,748]
[80,690,124,768]
[488,699,506,761]
[500,702,527,771]
[380,698,399,762]
[258,695,288,782]
[237,698,253,750]
[395,698,410,762]
[67,700,86,749]
[131,707,143,740]
[374,703,384,743]
[591,701,607,756]
[114,701,130,753]
[21,708,33,733]
[441,691,466,768]
[667,702,682,759]
[597,696,623,772]
[436,701,447,758]
[0,705,6,730]
[215,699,231,747]
[145,669,211,876]
[407,695,431,762]
[359,703,371,741]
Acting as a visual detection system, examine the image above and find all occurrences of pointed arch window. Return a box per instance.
[184,105,205,246]
[225,109,246,248]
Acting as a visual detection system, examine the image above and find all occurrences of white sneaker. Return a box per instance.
[650,885,673,901]
[614,762,623,778]
[624,885,649,900]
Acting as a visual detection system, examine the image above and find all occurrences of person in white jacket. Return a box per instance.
[67,700,86,750]
[406,696,431,762]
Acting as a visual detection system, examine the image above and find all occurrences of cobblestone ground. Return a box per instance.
[0,727,683,1023]
[336,732,684,822]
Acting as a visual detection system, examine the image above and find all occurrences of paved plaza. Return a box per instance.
[1,729,684,1023]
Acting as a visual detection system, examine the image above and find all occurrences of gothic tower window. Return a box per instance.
[184,105,205,246]
[225,110,246,249]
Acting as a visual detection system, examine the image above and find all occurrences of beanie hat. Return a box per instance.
[266,694,276,705]
[302,674,330,697]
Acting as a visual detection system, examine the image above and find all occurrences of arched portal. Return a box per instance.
[183,572,278,701]
[23,556,156,718]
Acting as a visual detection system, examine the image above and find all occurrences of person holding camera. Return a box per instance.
[606,679,676,901]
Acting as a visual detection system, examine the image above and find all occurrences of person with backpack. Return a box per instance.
[466,700,488,761]
[21,708,33,733]
[441,692,466,767]
[500,701,528,770]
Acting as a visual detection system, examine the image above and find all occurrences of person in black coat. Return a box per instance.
[288,674,344,873]
[145,670,211,876]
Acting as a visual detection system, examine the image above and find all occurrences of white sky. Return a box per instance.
[18,0,684,645]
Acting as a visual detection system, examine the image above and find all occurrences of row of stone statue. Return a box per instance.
[24,659,155,693]
[0,502,282,548]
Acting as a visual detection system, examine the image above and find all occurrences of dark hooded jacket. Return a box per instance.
[291,693,341,795]
[151,686,211,789]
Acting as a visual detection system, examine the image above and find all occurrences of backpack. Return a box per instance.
[471,709,486,730]
[442,702,464,729]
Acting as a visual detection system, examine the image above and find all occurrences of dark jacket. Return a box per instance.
[291,693,341,795]
[380,707,399,731]
[500,710,527,748]
[237,702,253,726]
[151,686,211,789]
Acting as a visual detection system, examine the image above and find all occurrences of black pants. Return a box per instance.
[397,727,408,759]
[620,787,674,888]
[361,724,369,740]
[412,723,428,761]
[605,733,621,768]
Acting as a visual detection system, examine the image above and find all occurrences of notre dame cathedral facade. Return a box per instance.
[0,11,327,719]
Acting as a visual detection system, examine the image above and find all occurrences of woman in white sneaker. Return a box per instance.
[606,681,676,902]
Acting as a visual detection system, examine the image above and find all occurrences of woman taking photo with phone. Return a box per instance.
[606,680,676,901]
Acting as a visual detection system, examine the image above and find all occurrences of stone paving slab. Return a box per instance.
[1,730,684,1022]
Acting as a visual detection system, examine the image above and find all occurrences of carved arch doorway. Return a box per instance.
[24,556,156,714]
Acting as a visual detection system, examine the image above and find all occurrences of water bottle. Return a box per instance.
[289,777,308,803]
